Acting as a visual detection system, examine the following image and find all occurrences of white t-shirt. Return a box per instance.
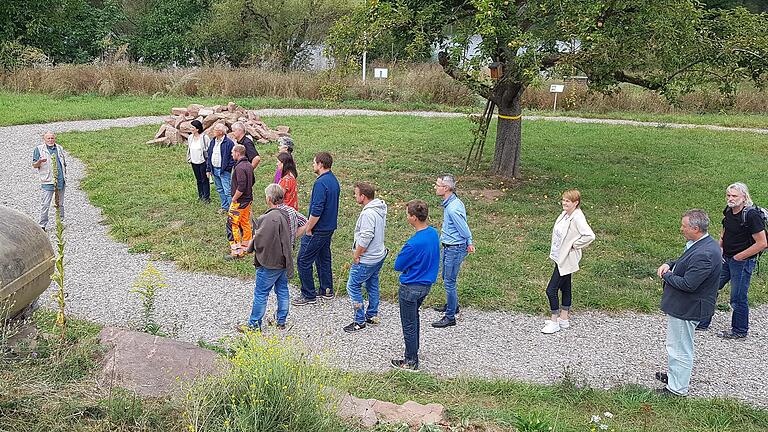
[211,138,222,168]
[549,212,572,262]
[188,134,208,164]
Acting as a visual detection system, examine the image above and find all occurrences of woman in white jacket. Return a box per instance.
[541,189,595,334]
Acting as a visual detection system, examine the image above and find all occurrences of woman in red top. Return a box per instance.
[277,152,299,211]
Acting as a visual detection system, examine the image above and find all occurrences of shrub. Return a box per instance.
[182,332,346,432]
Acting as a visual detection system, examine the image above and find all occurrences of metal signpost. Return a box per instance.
[550,84,565,112]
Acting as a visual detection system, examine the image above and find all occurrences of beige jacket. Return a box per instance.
[552,208,595,275]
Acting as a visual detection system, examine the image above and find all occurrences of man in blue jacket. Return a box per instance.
[206,123,236,213]
[655,209,722,397]
[391,200,440,371]
[292,152,340,305]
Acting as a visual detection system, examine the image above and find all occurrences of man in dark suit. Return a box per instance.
[655,209,722,396]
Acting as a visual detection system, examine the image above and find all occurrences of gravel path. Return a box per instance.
[2,114,767,409]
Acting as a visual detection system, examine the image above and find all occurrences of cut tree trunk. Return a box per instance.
[490,83,524,179]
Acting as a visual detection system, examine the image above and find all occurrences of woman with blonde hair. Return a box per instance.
[541,189,595,334]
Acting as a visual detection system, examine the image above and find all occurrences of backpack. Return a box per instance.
[737,205,768,272]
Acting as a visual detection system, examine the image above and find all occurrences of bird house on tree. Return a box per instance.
[489,62,503,80]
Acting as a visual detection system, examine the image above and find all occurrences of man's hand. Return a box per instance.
[206,171,211,178]
[467,244,476,253]
[305,229,313,237]
[353,254,360,264]
[657,263,671,278]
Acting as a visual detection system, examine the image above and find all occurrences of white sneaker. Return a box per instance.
[558,318,570,329]
[541,320,560,334]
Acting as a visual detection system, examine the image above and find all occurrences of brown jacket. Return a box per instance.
[252,207,293,276]
[231,157,254,207]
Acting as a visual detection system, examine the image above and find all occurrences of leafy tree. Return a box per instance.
[704,0,768,13]
[328,0,768,178]
[193,0,353,70]
[129,0,211,66]
[0,0,125,64]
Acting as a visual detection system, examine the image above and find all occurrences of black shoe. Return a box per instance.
[431,316,456,328]
[390,358,419,371]
[432,304,460,314]
[291,296,316,306]
[320,291,335,300]
[365,316,381,325]
[717,330,747,339]
[343,322,366,333]
[695,325,709,331]
[655,387,681,397]
[655,371,668,384]
[276,323,287,330]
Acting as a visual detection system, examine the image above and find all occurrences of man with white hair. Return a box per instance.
[231,122,260,170]
[432,173,475,328]
[206,123,236,213]
[696,182,767,339]
[32,131,68,231]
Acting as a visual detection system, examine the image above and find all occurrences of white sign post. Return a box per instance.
[550,84,565,112]
[374,68,388,79]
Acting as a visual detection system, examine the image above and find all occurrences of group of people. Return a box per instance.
[31,131,766,384]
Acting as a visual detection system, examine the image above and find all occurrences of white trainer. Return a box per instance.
[541,320,561,334]
[558,318,570,329]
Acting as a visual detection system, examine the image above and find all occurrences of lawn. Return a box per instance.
[59,116,768,314]
[3,91,768,129]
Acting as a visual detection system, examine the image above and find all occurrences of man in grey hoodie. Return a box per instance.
[343,182,388,332]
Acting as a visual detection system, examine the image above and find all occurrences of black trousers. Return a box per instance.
[191,163,210,202]
[545,264,572,313]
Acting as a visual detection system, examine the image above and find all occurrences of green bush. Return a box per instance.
[182,332,346,432]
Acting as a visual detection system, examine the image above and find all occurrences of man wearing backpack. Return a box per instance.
[697,182,767,339]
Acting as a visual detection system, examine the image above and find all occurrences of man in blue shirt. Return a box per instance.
[432,174,475,328]
[32,131,68,231]
[391,199,440,371]
[292,152,341,305]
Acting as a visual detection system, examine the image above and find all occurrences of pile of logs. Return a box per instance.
[146,102,291,146]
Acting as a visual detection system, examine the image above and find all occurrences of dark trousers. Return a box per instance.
[545,264,572,313]
[398,283,432,364]
[191,163,210,202]
[297,230,334,299]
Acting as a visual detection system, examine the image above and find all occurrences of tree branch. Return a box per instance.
[438,51,493,100]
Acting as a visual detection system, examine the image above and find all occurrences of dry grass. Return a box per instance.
[0,63,476,106]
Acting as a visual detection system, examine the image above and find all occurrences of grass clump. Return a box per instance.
[182,332,345,432]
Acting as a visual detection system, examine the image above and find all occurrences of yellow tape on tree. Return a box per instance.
[498,114,522,121]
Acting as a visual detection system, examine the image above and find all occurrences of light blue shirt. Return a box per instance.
[440,194,473,246]
[685,233,710,251]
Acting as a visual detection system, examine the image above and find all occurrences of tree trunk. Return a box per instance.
[491,83,524,179]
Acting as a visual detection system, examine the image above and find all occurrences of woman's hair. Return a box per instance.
[562,189,581,207]
[278,152,298,179]
[190,119,204,134]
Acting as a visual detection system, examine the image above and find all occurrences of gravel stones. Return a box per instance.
[1,114,767,409]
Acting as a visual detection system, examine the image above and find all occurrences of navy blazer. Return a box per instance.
[660,235,722,321]
[206,136,236,173]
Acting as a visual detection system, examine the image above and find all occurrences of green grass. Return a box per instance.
[59,116,768,314]
[3,311,766,431]
[527,109,768,129]
[0,92,476,126]
[2,91,768,129]
[348,371,768,431]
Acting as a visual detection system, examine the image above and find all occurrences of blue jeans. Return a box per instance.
[297,230,334,299]
[441,243,468,320]
[248,267,289,328]
[398,283,432,364]
[346,257,386,324]
[211,167,231,210]
[697,256,755,335]
[666,315,698,396]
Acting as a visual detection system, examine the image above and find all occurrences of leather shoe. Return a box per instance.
[655,387,681,397]
[431,316,456,328]
[655,371,668,384]
[717,330,747,339]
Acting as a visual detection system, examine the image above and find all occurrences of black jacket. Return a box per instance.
[660,235,722,321]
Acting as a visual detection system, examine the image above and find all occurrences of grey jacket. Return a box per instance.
[353,198,388,265]
[252,207,294,277]
[660,234,722,321]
